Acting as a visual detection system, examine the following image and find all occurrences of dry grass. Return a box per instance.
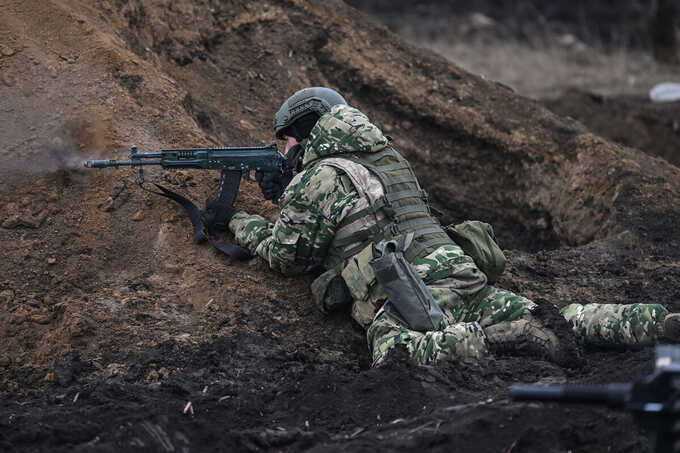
[427,37,680,99]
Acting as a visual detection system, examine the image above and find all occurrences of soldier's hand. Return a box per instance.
[203,196,235,232]
[256,170,287,202]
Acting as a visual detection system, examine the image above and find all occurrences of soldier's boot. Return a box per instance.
[663,313,680,342]
[531,298,581,367]
[485,317,561,363]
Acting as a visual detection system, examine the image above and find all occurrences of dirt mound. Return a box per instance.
[347,0,659,50]
[349,0,680,102]
[1,0,680,452]
[545,89,680,167]
[1,332,652,452]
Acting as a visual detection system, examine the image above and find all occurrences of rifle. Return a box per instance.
[84,144,293,259]
[511,345,680,453]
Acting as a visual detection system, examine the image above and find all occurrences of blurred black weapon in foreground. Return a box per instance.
[84,144,293,260]
[512,345,680,453]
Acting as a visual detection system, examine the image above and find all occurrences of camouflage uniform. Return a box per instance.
[229,105,669,366]
[560,303,667,347]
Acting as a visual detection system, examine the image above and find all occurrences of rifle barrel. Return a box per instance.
[83,159,162,168]
[511,383,632,406]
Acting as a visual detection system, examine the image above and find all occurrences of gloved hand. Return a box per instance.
[256,143,302,202]
[203,196,235,233]
[255,170,287,202]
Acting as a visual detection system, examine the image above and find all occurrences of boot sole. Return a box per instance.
[664,314,680,342]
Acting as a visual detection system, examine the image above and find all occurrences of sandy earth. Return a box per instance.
[1,1,680,452]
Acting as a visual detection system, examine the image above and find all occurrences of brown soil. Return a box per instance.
[544,90,680,167]
[1,1,680,452]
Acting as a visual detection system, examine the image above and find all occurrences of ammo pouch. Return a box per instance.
[445,220,506,284]
[369,238,444,332]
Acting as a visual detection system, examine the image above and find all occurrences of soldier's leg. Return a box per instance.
[457,285,537,326]
[367,308,488,367]
[457,285,579,365]
[560,303,669,346]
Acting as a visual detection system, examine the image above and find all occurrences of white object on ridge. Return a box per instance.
[650,82,680,103]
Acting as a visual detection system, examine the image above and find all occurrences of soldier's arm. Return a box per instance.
[229,165,359,276]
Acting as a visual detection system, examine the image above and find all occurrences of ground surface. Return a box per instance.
[1,1,680,452]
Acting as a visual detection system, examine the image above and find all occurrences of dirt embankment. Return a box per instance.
[1,1,680,452]
[349,0,680,168]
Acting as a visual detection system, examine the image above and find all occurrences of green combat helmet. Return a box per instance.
[274,87,347,139]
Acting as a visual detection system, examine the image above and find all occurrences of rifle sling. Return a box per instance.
[213,242,252,261]
[146,181,208,243]
[140,178,251,261]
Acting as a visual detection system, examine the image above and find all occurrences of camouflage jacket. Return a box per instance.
[229,105,483,326]
[228,104,391,276]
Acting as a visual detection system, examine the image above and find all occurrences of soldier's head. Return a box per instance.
[274,87,347,147]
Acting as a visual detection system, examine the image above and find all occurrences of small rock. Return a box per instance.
[0,289,15,304]
[135,290,152,298]
[162,262,181,273]
[132,210,144,221]
[42,372,55,383]
[535,217,548,230]
[70,315,95,337]
[2,215,22,229]
[239,119,256,130]
[470,13,494,27]
[0,45,16,57]
[100,197,115,212]
[58,55,77,64]
[1,73,16,87]
[558,33,577,47]
[92,310,108,322]
[20,212,47,229]
[105,362,125,377]
[30,312,51,324]
[51,136,64,149]
[145,368,160,382]
[47,257,57,265]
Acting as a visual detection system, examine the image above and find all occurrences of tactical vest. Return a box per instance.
[310,146,453,269]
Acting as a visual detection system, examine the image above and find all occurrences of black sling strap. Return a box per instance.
[138,168,252,261]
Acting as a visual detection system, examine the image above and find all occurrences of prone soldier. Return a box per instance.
[225,87,680,366]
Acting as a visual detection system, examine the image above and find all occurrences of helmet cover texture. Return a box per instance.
[274,87,347,139]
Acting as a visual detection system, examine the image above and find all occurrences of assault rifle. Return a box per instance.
[84,144,293,259]
[511,345,680,453]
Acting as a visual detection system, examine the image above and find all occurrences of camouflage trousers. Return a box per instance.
[560,303,668,347]
[367,284,536,366]
[353,244,670,366]
[368,295,670,366]
[364,244,672,366]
